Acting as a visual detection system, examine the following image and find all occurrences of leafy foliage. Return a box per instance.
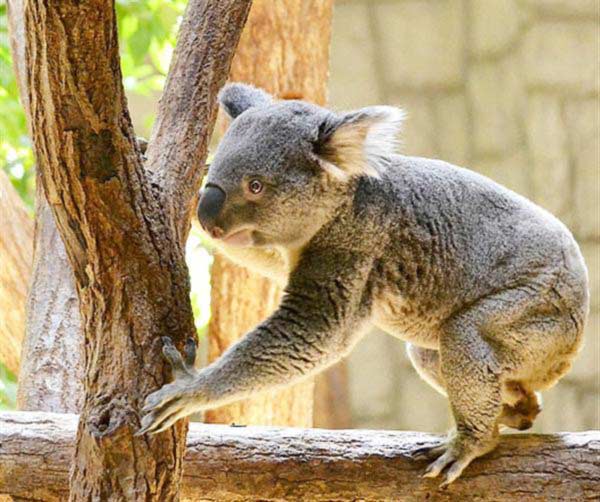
[0,3,35,209]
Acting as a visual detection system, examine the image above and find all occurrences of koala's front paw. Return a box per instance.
[418,431,497,487]
[136,337,206,435]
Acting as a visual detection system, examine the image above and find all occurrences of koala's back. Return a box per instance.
[358,155,589,343]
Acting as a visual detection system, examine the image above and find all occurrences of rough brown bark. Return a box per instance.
[1,412,598,502]
[0,170,32,375]
[22,0,251,500]
[206,0,335,428]
[7,0,84,412]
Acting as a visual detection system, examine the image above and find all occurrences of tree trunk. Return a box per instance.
[2,411,599,502]
[22,0,251,499]
[313,361,352,429]
[0,170,31,376]
[206,0,335,428]
[16,183,84,413]
[6,0,85,412]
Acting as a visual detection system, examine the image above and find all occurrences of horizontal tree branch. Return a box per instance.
[0,411,598,501]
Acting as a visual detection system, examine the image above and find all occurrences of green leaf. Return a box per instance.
[129,26,153,65]
[0,363,17,411]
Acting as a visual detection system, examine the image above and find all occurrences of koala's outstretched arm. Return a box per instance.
[138,248,373,434]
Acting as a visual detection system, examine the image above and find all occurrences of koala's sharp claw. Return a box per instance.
[141,398,161,414]
[184,337,197,367]
[440,460,467,487]
[162,344,186,372]
[152,408,190,435]
[423,449,456,479]
[412,443,445,461]
[135,417,155,436]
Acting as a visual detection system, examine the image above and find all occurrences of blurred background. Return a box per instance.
[1,0,598,431]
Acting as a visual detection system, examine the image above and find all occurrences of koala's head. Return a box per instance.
[198,83,404,249]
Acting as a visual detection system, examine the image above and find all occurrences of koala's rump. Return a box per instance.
[365,156,589,354]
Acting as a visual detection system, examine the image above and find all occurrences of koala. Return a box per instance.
[138,83,589,486]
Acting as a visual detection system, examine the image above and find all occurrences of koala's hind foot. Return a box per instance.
[418,428,499,487]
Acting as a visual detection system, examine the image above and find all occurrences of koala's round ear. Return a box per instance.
[313,106,405,180]
[218,83,273,119]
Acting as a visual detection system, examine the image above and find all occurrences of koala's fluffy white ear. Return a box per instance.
[219,83,273,119]
[314,106,405,179]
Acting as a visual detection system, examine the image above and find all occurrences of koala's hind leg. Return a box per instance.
[420,317,503,487]
[407,344,541,431]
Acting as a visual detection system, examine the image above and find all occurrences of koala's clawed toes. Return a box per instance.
[420,433,491,487]
[423,449,456,479]
[138,398,187,435]
[161,336,197,379]
[137,382,196,435]
[161,337,185,368]
[412,442,446,461]
[141,381,179,413]
[137,338,201,436]
[423,447,473,487]
[439,457,473,487]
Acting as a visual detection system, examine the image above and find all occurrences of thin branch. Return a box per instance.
[146,0,253,244]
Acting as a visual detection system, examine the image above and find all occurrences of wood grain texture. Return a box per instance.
[206,0,334,429]
[22,0,251,499]
[1,411,598,501]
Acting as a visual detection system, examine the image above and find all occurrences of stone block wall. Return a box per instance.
[330,0,599,432]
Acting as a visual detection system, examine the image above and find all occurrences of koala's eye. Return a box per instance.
[248,179,263,195]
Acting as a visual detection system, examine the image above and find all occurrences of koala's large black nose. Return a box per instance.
[197,184,226,236]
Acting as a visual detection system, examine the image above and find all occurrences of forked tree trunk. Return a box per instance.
[21,0,251,499]
[206,0,335,428]
[6,0,84,412]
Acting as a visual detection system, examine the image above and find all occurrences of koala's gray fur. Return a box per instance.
[139,83,589,485]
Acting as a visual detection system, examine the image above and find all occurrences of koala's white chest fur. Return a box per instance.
[371,289,442,349]
[213,241,298,288]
